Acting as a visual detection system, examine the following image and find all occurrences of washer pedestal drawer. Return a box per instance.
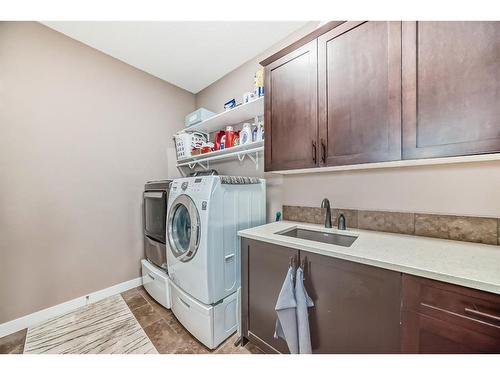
[170,280,238,349]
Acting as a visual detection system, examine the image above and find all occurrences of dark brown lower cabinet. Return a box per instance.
[242,239,297,353]
[304,252,401,353]
[401,275,500,353]
[242,239,500,354]
[402,311,500,353]
[241,238,401,353]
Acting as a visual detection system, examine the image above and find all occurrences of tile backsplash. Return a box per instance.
[282,205,500,246]
[414,214,498,245]
[358,210,414,235]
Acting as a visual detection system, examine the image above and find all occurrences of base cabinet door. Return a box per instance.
[402,21,500,159]
[242,238,298,353]
[401,275,500,353]
[402,311,500,353]
[304,252,402,353]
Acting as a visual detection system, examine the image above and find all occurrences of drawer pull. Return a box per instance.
[178,297,190,309]
[464,307,500,323]
[148,273,155,280]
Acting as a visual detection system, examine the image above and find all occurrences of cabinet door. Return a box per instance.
[402,311,500,353]
[264,40,318,171]
[318,21,402,166]
[401,274,500,353]
[241,238,298,353]
[304,251,401,353]
[402,21,500,159]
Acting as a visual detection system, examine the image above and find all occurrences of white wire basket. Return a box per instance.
[174,131,208,160]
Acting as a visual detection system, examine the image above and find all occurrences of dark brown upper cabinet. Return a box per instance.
[264,40,318,171]
[262,21,500,172]
[402,21,500,159]
[318,21,402,166]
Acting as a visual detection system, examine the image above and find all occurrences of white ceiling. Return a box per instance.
[41,21,307,93]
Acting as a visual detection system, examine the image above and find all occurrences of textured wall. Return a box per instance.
[0,22,195,323]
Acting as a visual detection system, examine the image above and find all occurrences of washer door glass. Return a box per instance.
[168,195,200,262]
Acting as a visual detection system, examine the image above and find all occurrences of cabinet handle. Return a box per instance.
[312,141,317,164]
[289,255,298,282]
[300,256,307,270]
[464,307,500,324]
[321,139,326,164]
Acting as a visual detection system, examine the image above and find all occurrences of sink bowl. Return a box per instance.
[278,227,358,247]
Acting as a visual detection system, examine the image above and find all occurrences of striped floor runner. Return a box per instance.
[23,294,157,354]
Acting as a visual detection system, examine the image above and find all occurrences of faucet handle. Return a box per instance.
[337,213,346,230]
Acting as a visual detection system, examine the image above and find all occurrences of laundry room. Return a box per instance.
[1,1,500,374]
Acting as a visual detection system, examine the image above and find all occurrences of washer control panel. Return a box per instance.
[171,177,210,194]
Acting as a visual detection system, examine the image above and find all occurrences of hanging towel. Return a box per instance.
[274,266,299,354]
[295,266,314,354]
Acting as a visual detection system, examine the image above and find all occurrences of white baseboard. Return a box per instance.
[0,277,142,339]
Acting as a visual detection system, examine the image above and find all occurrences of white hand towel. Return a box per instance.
[295,266,314,354]
[274,266,298,354]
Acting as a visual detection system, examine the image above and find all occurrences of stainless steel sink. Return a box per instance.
[278,228,358,247]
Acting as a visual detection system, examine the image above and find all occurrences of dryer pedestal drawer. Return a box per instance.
[141,259,171,309]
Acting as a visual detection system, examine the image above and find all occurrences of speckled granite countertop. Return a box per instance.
[238,221,500,295]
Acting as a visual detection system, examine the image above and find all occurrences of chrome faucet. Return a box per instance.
[321,198,332,228]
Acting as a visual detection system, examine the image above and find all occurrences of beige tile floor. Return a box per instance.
[0,286,262,354]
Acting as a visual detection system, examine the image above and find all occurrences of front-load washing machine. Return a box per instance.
[166,176,266,349]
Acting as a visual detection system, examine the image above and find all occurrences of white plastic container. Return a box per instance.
[240,123,252,145]
[184,108,216,127]
[141,259,171,309]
